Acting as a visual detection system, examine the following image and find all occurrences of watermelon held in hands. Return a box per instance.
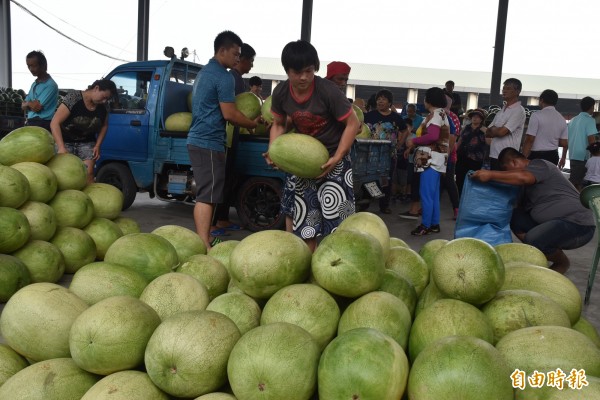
[268,133,330,178]
[235,92,261,119]
[261,95,273,123]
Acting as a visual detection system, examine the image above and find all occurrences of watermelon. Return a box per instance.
[318,327,409,400]
[0,343,28,386]
[482,289,571,344]
[408,298,494,362]
[81,370,169,400]
[432,238,505,305]
[152,224,207,263]
[45,153,88,191]
[0,207,30,253]
[261,95,273,123]
[269,133,330,178]
[165,112,192,131]
[104,233,179,282]
[139,272,210,320]
[385,246,429,297]
[18,200,57,241]
[337,212,391,259]
[69,261,148,305]
[12,240,65,283]
[82,182,124,219]
[69,295,161,375]
[501,263,582,325]
[0,165,30,208]
[0,358,99,400]
[311,229,385,298]
[0,283,88,362]
[229,230,312,299]
[228,322,320,400]
[235,92,261,119]
[48,189,95,229]
[261,283,340,350]
[337,291,412,350]
[495,242,548,267]
[496,325,600,377]
[378,269,418,317]
[0,255,31,302]
[145,310,241,398]
[408,336,514,400]
[176,254,230,300]
[11,161,57,203]
[82,217,124,260]
[0,126,55,165]
[50,227,97,274]
[207,292,261,335]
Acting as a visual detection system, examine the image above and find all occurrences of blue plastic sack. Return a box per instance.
[454,171,520,246]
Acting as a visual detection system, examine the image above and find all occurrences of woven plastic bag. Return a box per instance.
[454,171,520,246]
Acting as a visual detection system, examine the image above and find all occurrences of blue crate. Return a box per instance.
[351,139,391,184]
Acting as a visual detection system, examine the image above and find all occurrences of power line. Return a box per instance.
[24,0,134,54]
[10,0,132,63]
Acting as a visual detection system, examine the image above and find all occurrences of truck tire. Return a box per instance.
[96,163,138,210]
[236,177,285,232]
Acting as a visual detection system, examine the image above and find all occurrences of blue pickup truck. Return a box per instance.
[96,58,390,231]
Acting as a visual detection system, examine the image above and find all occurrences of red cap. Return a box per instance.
[326,61,351,79]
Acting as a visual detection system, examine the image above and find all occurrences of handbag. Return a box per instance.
[454,171,520,246]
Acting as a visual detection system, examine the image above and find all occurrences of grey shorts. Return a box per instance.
[569,160,586,185]
[63,142,95,161]
[188,145,226,204]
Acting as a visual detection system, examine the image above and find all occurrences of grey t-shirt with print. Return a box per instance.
[524,159,593,226]
[271,76,353,155]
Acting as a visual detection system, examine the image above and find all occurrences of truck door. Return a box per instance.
[103,70,153,161]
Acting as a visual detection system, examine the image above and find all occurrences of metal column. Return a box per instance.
[300,0,313,42]
[137,0,150,61]
[0,0,12,88]
[490,0,509,106]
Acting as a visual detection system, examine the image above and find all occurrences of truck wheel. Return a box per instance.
[236,177,284,232]
[96,163,137,210]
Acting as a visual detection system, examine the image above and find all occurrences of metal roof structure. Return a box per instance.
[251,57,600,100]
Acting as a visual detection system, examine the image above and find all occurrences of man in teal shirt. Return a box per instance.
[567,96,598,190]
[21,51,58,131]
[186,30,258,250]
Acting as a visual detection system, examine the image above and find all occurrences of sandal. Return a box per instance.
[210,228,230,237]
[210,237,223,247]
[411,224,431,236]
[429,224,441,233]
[222,223,243,231]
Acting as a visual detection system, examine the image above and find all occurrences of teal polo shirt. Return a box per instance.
[186,58,235,152]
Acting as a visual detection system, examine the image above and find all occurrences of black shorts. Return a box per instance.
[187,145,226,204]
[569,160,586,186]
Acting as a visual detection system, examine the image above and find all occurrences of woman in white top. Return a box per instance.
[583,141,600,187]
[405,87,450,236]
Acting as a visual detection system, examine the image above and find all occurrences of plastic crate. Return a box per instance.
[351,139,392,183]
[0,101,24,117]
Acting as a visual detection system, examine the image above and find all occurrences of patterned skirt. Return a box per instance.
[281,155,355,239]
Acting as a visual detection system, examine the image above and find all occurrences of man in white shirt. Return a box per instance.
[485,78,526,170]
[521,89,568,168]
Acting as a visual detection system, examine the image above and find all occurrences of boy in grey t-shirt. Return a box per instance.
[471,147,595,273]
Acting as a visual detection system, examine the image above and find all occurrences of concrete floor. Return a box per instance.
[120,192,600,332]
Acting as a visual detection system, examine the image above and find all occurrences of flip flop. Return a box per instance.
[222,223,243,231]
[210,228,230,237]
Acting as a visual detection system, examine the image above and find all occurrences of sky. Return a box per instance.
[6,0,600,92]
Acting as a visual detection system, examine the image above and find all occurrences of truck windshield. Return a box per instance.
[111,71,153,110]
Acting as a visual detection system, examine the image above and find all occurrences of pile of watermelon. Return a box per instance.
[0,125,599,399]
